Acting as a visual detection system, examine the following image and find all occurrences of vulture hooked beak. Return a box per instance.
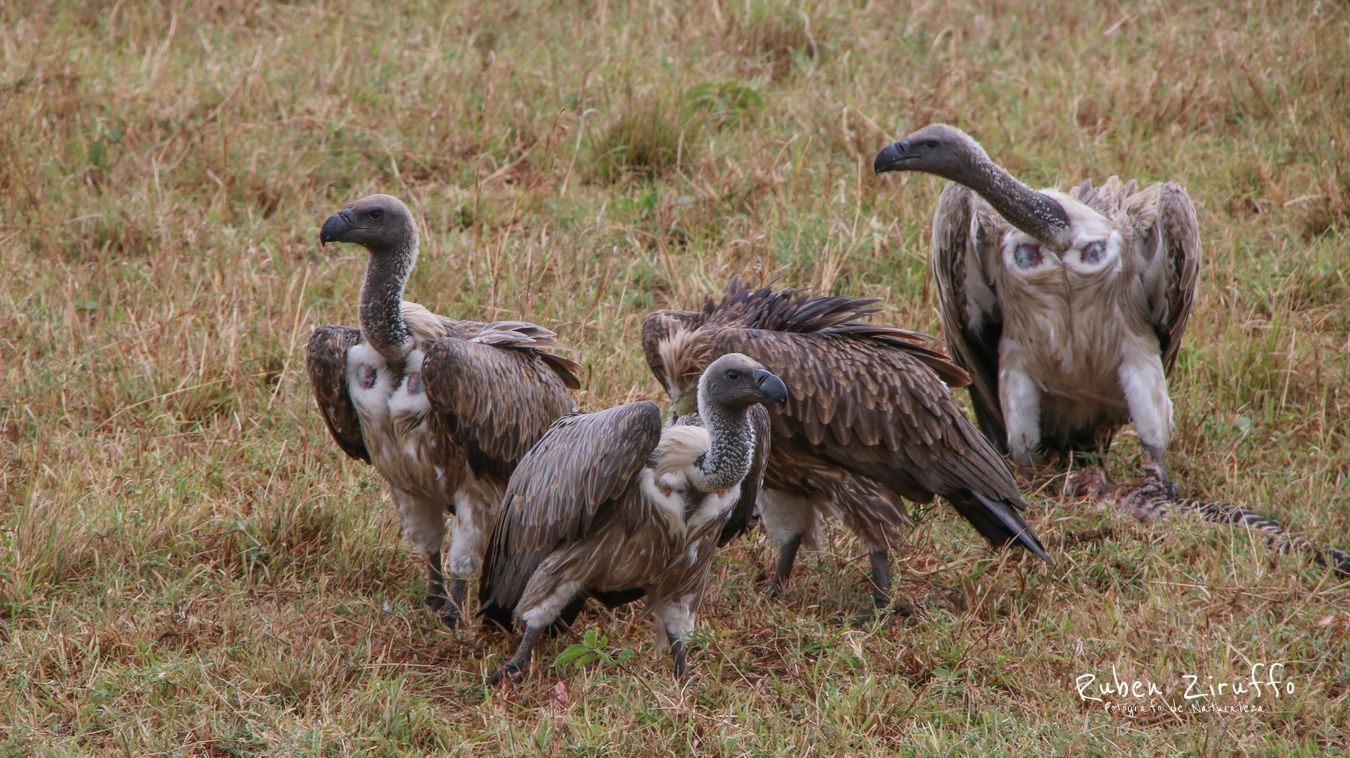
[873,141,914,174]
[319,208,356,246]
[753,368,789,406]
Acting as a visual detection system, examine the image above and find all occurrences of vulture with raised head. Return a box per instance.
[874,124,1200,491]
[642,280,1049,615]
[479,353,784,684]
[306,194,580,626]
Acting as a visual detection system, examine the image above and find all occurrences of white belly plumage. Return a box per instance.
[346,344,449,500]
[639,424,743,540]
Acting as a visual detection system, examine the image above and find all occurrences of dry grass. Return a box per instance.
[1,0,1346,753]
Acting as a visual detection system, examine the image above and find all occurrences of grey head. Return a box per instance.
[698,353,788,414]
[691,353,786,494]
[872,124,991,185]
[874,124,1074,251]
[319,194,418,255]
[319,194,421,364]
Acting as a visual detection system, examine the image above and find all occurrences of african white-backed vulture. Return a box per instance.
[306,194,580,626]
[874,124,1200,491]
[478,353,784,684]
[642,280,1049,616]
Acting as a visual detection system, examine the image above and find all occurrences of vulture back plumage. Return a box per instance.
[642,279,1049,612]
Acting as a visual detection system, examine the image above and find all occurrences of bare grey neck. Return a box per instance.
[959,148,1075,252]
[694,400,753,493]
[359,238,417,368]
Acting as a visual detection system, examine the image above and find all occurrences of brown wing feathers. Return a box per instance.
[713,327,1048,561]
[1151,183,1201,371]
[422,336,579,480]
[932,184,1007,449]
[478,402,664,628]
[648,282,1049,562]
[468,321,584,390]
[305,325,370,463]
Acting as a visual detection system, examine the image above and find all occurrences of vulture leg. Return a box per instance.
[868,548,892,609]
[844,548,915,625]
[652,599,695,682]
[1000,362,1042,472]
[1118,354,1175,496]
[488,624,545,687]
[447,491,488,581]
[424,551,448,612]
[441,490,489,628]
[441,578,468,628]
[1142,444,1177,498]
[760,491,815,598]
[394,490,451,618]
[767,535,802,597]
[667,631,687,681]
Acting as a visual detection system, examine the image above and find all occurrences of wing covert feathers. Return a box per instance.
[1144,183,1201,371]
[931,183,1007,449]
[305,325,370,463]
[644,280,1049,561]
[422,329,580,479]
[478,402,663,627]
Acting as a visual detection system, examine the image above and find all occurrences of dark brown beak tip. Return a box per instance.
[873,142,907,174]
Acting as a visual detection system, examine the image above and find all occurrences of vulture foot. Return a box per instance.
[436,604,462,629]
[434,578,469,629]
[487,661,525,688]
[424,552,448,612]
[488,624,545,687]
[867,548,891,609]
[1142,450,1177,498]
[667,633,689,682]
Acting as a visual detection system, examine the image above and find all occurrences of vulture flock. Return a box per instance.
[304,124,1338,687]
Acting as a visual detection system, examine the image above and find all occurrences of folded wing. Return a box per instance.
[305,325,369,463]
[708,326,1048,561]
[930,183,1009,450]
[478,402,664,626]
[422,324,581,480]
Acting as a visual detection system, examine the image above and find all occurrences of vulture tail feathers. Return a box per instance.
[954,493,1052,564]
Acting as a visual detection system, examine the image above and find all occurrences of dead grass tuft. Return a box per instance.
[591,92,705,182]
[731,4,822,81]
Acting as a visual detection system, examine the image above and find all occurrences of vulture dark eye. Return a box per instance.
[924,140,938,149]
[1014,243,1044,269]
[1081,240,1106,264]
[370,209,384,221]
[725,369,742,381]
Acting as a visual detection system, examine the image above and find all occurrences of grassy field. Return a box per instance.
[2,0,1346,752]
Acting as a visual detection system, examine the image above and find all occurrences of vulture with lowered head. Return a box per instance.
[642,280,1049,616]
[479,353,784,684]
[306,194,580,627]
[874,124,1200,491]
